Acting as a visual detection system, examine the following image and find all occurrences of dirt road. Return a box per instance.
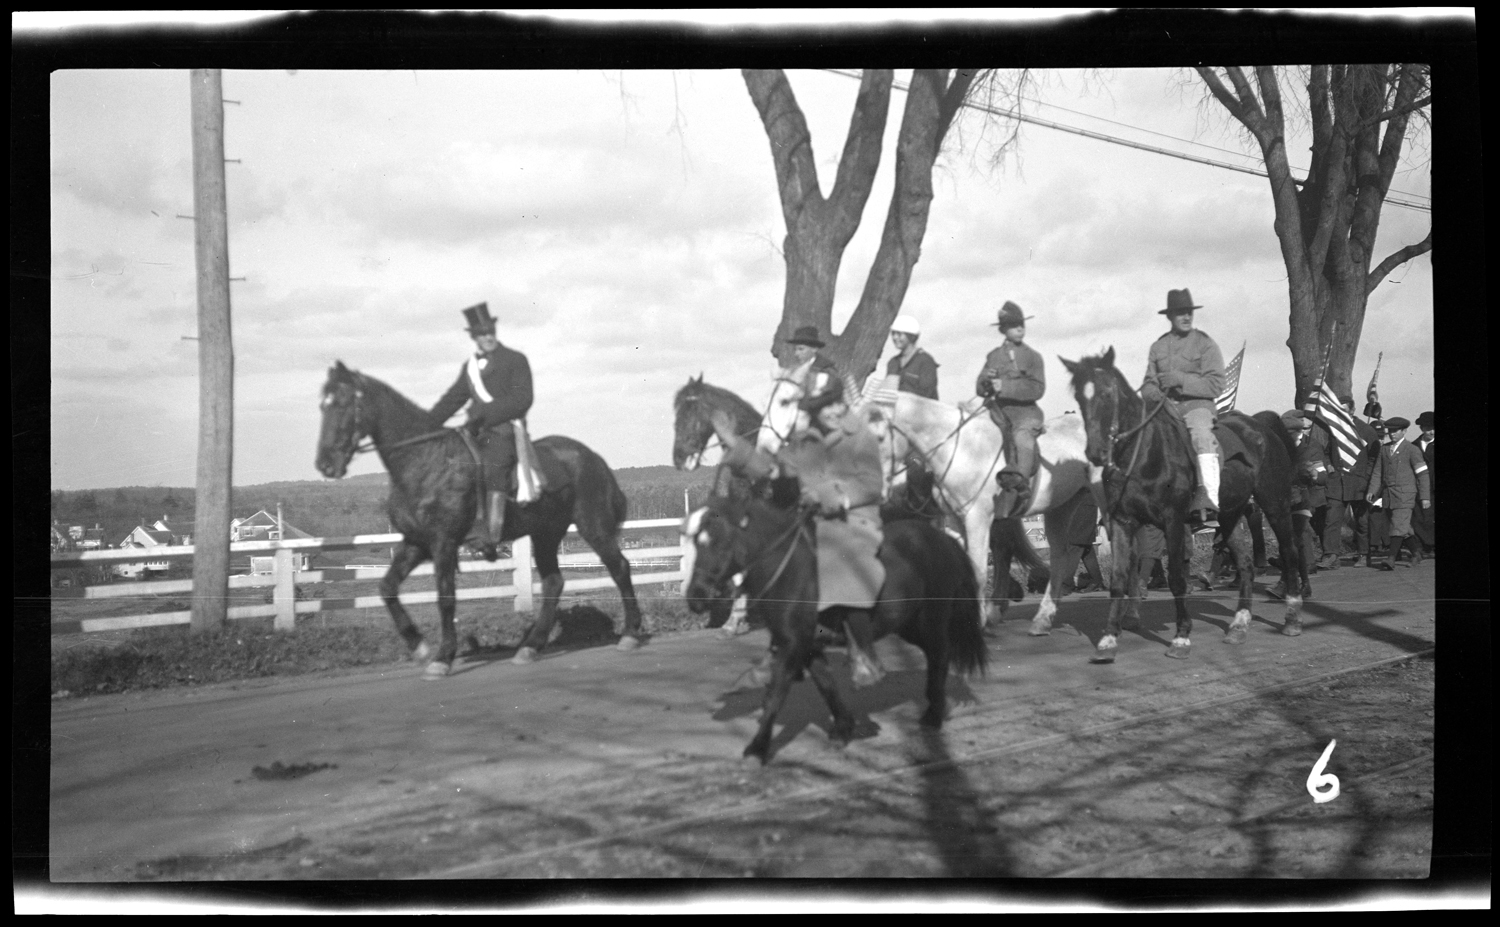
[49,562,1436,881]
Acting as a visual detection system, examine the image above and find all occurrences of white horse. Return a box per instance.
[762,374,1099,630]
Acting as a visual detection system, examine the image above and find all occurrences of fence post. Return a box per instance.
[678,493,693,593]
[512,536,534,614]
[273,547,295,631]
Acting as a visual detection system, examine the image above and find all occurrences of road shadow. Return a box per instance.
[455,604,645,670]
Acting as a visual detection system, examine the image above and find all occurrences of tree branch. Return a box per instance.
[1366,231,1432,294]
[825,70,893,247]
[742,69,824,224]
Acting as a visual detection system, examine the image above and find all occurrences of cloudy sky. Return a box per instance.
[41,12,1445,492]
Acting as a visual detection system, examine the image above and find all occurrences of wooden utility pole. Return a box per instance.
[189,69,234,634]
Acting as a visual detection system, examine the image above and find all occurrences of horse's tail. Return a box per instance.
[943,534,989,678]
[992,515,1050,593]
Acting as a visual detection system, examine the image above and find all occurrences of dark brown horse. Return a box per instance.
[1062,349,1304,664]
[683,479,988,764]
[316,361,643,677]
[672,375,764,472]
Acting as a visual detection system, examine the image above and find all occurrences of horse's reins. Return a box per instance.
[341,378,464,459]
[1099,380,1168,521]
[887,402,1011,518]
[698,502,814,603]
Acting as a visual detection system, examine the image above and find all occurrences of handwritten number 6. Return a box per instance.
[1306,739,1340,804]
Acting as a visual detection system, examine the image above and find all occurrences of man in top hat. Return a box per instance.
[1365,416,1431,571]
[1140,288,1227,529]
[886,315,939,400]
[977,301,1046,516]
[1412,410,1435,555]
[430,302,534,558]
[1270,409,1324,598]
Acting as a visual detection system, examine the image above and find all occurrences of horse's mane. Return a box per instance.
[675,376,761,424]
[326,364,438,435]
[1071,352,1143,417]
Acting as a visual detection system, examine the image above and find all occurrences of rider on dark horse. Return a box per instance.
[429,302,534,559]
[722,372,890,688]
[1139,289,1227,530]
[978,301,1046,516]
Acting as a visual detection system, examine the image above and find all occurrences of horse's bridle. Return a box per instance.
[330,373,456,462]
[694,501,815,604]
[884,401,1004,517]
[1093,373,1167,520]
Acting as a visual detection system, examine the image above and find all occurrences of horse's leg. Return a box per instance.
[1224,513,1260,642]
[422,538,462,679]
[803,651,856,746]
[576,523,644,651]
[1092,521,1135,664]
[744,633,811,764]
[514,528,567,665]
[720,587,750,640]
[1031,503,1076,636]
[1261,499,1305,636]
[380,540,432,661]
[918,607,953,729]
[968,503,1000,626]
[1163,515,1193,659]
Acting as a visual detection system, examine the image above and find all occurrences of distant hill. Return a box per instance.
[50,465,718,548]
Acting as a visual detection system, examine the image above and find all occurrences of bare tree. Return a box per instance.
[1194,64,1431,400]
[744,69,1027,381]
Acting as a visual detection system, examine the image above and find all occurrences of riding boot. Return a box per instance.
[482,490,507,562]
[1404,535,1424,568]
[1192,453,1221,529]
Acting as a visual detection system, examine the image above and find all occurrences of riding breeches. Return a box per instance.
[989,403,1045,477]
[1181,407,1219,457]
[476,422,519,495]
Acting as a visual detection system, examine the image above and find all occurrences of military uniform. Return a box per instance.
[1140,289,1226,525]
[1366,418,1431,570]
[978,301,1045,506]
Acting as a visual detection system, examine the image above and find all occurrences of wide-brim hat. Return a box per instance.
[1159,288,1202,316]
[785,325,826,348]
[992,300,1033,329]
[1415,411,1434,428]
[462,302,497,334]
[1281,409,1311,430]
[1382,416,1411,433]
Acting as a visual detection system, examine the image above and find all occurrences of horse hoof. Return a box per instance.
[422,661,451,679]
[512,646,540,665]
[1028,618,1052,636]
[1281,621,1303,638]
[1165,643,1192,660]
[1224,628,1248,645]
[616,635,642,652]
[412,641,431,662]
[1089,646,1117,665]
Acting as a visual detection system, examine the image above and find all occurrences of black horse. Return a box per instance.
[672,375,764,472]
[1062,349,1305,664]
[315,361,644,677]
[683,482,988,764]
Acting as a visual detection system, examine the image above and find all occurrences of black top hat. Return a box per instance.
[462,302,497,334]
[1382,416,1411,433]
[1415,411,1434,429]
[785,325,826,348]
[992,300,1033,329]
[1158,288,1202,316]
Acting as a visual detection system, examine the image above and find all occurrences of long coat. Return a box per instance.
[776,411,886,611]
[1139,329,1225,417]
[1290,430,1329,513]
[1369,438,1431,511]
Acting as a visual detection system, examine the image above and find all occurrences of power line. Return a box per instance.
[819,69,1431,213]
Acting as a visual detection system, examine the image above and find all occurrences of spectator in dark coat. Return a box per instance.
[1366,416,1432,571]
[1412,410,1435,555]
[1271,410,1323,599]
[1312,394,1382,568]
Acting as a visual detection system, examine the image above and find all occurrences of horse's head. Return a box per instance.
[681,496,749,613]
[1061,347,1131,468]
[316,361,366,479]
[672,375,715,470]
[758,364,808,452]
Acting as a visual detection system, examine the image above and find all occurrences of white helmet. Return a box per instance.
[890,315,921,337]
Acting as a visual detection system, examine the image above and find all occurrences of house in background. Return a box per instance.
[231,507,315,574]
[66,524,107,550]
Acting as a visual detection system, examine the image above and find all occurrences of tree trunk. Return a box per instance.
[744,69,979,381]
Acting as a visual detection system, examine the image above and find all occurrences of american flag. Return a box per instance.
[1215,342,1245,416]
[1302,347,1365,471]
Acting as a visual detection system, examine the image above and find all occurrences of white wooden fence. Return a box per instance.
[49,517,691,636]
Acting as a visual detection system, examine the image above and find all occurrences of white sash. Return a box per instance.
[465,355,494,403]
